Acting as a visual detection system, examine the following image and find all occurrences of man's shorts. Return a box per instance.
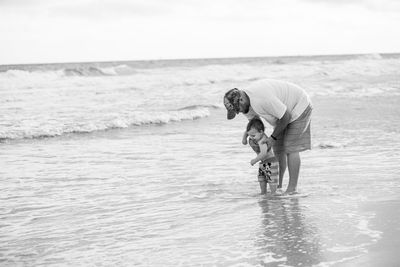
[273,104,313,155]
[258,160,279,184]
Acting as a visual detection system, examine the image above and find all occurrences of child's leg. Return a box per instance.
[259,181,267,195]
[268,161,279,194]
[258,163,267,195]
[269,183,277,194]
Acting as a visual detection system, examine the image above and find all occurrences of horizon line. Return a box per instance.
[1,51,399,67]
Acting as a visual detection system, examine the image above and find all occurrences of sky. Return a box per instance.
[1,0,400,64]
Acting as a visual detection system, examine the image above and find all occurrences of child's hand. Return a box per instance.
[242,136,248,145]
[250,159,257,166]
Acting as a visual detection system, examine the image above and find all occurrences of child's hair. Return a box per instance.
[246,117,264,132]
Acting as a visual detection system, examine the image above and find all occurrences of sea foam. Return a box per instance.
[0,107,210,141]
[1,54,399,142]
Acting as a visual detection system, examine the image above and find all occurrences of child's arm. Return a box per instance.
[242,130,248,145]
[250,143,269,165]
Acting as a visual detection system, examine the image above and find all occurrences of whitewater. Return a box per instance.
[1,53,399,141]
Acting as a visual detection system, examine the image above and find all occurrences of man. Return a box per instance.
[223,79,313,194]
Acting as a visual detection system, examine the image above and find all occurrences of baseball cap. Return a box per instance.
[223,88,240,120]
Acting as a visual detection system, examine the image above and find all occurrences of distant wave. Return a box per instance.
[315,142,345,149]
[271,59,286,65]
[178,104,221,111]
[0,108,210,142]
[2,55,399,99]
[355,53,383,60]
[1,69,61,80]
[63,67,109,76]
[64,64,137,76]
[0,64,138,79]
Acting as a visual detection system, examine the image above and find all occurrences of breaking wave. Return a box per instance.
[0,107,210,142]
[0,64,138,79]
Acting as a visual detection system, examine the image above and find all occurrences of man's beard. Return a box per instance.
[242,104,250,114]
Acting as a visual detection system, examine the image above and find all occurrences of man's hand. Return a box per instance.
[250,159,257,166]
[260,136,275,150]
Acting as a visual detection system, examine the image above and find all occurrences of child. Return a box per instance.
[246,117,279,195]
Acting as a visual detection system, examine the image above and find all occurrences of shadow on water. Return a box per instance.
[256,198,323,266]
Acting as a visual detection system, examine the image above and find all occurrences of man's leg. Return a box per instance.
[286,152,301,193]
[277,153,287,189]
[281,105,312,194]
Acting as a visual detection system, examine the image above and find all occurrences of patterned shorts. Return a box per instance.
[258,161,279,184]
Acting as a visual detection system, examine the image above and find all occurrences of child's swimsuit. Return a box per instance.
[250,134,279,184]
[258,159,279,184]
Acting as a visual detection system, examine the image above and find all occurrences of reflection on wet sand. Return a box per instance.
[256,198,322,266]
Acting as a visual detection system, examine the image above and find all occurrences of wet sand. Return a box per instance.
[342,199,400,267]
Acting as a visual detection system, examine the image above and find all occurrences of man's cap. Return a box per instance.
[223,88,240,120]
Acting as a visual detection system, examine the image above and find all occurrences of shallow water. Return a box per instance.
[1,55,400,266]
[1,97,400,266]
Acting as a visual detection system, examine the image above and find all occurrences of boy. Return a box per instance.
[246,117,279,195]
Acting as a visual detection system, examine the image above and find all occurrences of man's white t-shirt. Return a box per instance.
[243,79,311,126]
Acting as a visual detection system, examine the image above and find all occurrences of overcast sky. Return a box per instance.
[1,0,400,64]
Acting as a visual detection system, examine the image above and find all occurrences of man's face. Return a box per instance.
[238,93,250,114]
[224,89,250,119]
[224,97,238,113]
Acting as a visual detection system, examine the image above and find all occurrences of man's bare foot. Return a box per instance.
[272,190,283,196]
[284,190,298,195]
[274,188,283,195]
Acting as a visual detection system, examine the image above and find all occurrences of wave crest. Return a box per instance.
[315,142,345,149]
[0,64,138,79]
[0,108,210,142]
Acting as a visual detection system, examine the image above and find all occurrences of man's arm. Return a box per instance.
[271,109,291,138]
[263,110,292,148]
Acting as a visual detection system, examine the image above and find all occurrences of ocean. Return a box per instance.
[1,53,400,266]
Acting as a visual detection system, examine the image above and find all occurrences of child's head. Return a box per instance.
[246,117,265,142]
